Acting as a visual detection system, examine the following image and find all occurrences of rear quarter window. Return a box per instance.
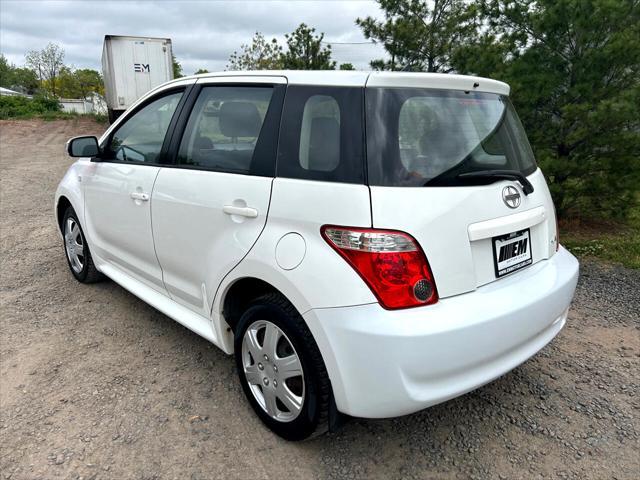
[277,86,364,184]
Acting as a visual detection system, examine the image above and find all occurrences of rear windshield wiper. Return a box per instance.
[457,170,534,195]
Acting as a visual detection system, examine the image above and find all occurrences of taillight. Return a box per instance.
[321,226,438,310]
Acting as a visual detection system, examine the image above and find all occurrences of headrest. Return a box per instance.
[309,117,340,147]
[308,117,340,171]
[219,101,261,138]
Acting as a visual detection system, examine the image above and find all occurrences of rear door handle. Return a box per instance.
[223,205,258,218]
[130,192,150,201]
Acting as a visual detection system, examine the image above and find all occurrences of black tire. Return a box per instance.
[234,292,332,441]
[62,207,104,283]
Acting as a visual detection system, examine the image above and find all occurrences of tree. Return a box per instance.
[280,23,336,70]
[74,68,104,97]
[194,68,210,75]
[24,50,43,86]
[227,32,283,70]
[0,54,39,94]
[41,43,65,95]
[11,67,39,94]
[339,63,355,70]
[57,67,104,98]
[172,54,183,78]
[356,0,479,72]
[478,0,640,221]
[56,67,77,98]
[0,54,11,88]
[26,43,65,96]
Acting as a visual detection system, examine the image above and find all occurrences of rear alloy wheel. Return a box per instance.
[62,207,103,283]
[241,320,305,422]
[234,293,332,440]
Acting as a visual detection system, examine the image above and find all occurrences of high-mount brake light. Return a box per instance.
[321,226,438,310]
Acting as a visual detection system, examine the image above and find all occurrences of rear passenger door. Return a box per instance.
[151,76,286,316]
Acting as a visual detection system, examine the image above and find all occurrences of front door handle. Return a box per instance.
[130,192,150,202]
[223,205,258,218]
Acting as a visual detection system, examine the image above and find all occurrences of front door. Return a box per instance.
[151,77,286,315]
[84,89,185,292]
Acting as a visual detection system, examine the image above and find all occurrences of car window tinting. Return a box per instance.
[366,88,537,187]
[299,95,341,172]
[177,86,274,175]
[107,92,183,163]
[277,86,364,184]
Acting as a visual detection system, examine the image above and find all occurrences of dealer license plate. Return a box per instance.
[492,229,533,278]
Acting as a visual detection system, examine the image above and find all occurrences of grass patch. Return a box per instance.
[561,208,640,269]
[0,94,60,118]
[0,95,107,124]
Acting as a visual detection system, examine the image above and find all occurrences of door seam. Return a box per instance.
[209,176,276,319]
[149,167,171,298]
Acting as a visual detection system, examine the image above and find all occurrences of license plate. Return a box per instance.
[492,229,533,278]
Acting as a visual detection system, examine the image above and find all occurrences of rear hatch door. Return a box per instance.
[365,80,557,298]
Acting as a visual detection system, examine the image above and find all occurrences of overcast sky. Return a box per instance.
[0,0,387,74]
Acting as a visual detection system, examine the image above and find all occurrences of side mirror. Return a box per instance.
[66,136,100,157]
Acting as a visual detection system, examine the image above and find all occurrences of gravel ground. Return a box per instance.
[1,119,638,480]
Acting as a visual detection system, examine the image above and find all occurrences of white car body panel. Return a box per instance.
[196,75,288,86]
[54,70,579,421]
[55,160,88,228]
[305,247,578,417]
[211,178,377,353]
[186,70,507,94]
[83,162,164,292]
[151,169,273,316]
[370,168,557,298]
[366,71,510,95]
[96,259,218,345]
[467,205,546,241]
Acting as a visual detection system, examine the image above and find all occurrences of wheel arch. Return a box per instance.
[218,274,345,434]
[214,272,314,355]
[56,195,73,232]
[54,160,86,237]
[220,276,293,334]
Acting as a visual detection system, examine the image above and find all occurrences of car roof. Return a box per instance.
[176,70,510,95]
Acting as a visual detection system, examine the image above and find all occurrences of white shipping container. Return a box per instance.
[101,35,174,122]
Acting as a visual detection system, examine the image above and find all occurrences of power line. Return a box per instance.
[320,40,377,45]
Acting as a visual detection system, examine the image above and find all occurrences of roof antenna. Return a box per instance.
[473,82,480,88]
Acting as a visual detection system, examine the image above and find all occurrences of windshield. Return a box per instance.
[366,88,537,187]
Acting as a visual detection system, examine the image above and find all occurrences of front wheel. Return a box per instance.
[62,207,103,283]
[234,293,332,440]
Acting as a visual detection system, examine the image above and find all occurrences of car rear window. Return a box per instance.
[366,88,537,187]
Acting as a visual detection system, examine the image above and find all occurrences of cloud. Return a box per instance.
[0,0,386,74]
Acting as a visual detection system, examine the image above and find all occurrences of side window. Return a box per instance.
[277,86,364,184]
[177,86,274,174]
[107,91,183,163]
[299,95,340,172]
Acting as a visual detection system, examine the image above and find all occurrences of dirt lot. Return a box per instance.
[1,119,638,480]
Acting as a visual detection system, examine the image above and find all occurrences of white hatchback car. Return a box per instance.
[56,71,579,440]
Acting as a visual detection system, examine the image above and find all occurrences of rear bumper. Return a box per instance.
[304,246,579,418]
